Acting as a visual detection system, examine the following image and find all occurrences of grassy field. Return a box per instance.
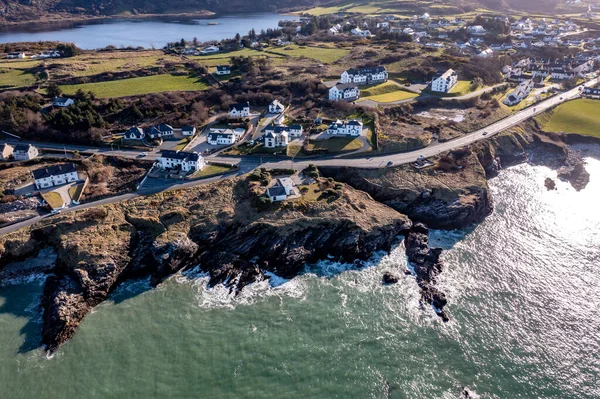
[361,90,417,103]
[307,137,363,152]
[190,48,284,66]
[0,68,37,88]
[68,183,84,202]
[361,81,402,97]
[539,99,600,137]
[266,45,350,64]
[60,74,209,98]
[41,192,64,209]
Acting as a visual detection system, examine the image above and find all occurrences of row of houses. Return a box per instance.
[328,66,388,102]
[123,124,197,140]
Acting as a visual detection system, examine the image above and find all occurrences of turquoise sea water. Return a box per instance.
[1,159,599,398]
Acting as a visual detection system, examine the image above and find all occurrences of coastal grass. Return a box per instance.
[60,74,209,98]
[41,191,64,209]
[0,68,37,88]
[68,183,84,202]
[449,80,475,96]
[361,81,403,97]
[266,45,350,64]
[539,99,600,138]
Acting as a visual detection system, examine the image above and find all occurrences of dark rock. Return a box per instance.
[544,177,556,190]
[382,271,399,284]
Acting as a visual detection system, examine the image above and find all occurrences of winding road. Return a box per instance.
[0,78,596,236]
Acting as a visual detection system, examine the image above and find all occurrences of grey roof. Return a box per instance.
[268,186,287,197]
[216,65,231,71]
[32,163,76,180]
[208,132,234,140]
[160,150,200,162]
[265,124,287,134]
[332,83,359,91]
[182,126,196,132]
[345,66,387,75]
[156,124,174,132]
[230,102,250,111]
[13,144,34,152]
[288,124,302,130]
[53,97,72,104]
[125,127,144,138]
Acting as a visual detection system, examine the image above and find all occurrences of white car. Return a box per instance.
[138,152,148,157]
[417,155,425,161]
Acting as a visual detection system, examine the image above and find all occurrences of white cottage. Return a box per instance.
[12,144,39,161]
[229,102,250,118]
[326,119,363,136]
[328,83,360,101]
[268,100,285,114]
[157,150,205,172]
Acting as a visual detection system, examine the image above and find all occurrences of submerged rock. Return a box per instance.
[382,271,399,284]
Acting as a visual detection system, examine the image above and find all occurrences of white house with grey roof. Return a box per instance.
[326,119,363,136]
[431,69,458,92]
[267,178,296,202]
[268,100,285,114]
[157,150,205,172]
[123,127,145,140]
[207,129,238,145]
[341,66,388,85]
[33,163,78,189]
[52,97,75,107]
[13,144,38,161]
[229,102,250,118]
[216,65,231,75]
[329,83,360,101]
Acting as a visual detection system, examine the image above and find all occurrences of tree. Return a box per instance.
[193,37,199,47]
[47,82,62,98]
[180,38,186,48]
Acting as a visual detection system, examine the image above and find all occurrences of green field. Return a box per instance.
[0,68,37,88]
[359,82,418,103]
[361,81,402,97]
[41,192,64,209]
[540,99,600,138]
[192,164,233,178]
[266,45,350,64]
[449,80,475,96]
[190,48,283,66]
[60,74,209,98]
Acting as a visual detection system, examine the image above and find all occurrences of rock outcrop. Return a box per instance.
[0,176,411,352]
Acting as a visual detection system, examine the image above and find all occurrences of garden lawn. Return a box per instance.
[191,164,233,178]
[540,99,600,138]
[41,192,64,209]
[307,137,363,152]
[361,90,417,103]
[266,45,350,64]
[60,74,209,98]
[449,80,474,96]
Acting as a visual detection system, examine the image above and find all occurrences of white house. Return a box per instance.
[503,80,534,106]
[154,124,174,138]
[326,119,363,137]
[216,65,231,75]
[329,83,360,101]
[0,143,14,160]
[182,126,197,136]
[6,52,25,59]
[229,102,250,118]
[583,87,600,97]
[33,163,78,189]
[431,69,458,93]
[52,97,75,107]
[478,48,494,58]
[200,45,220,55]
[351,27,372,37]
[12,144,38,161]
[123,127,145,140]
[268,99,285,114]
[267,178,296,202]
[287,124,304,137]
[157,150,205,172]
[341,66,388,85]
[264,130,289,148]
[207,129,237,145]
[467,25,487,35]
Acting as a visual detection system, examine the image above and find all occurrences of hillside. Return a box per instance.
[0,0,563,24]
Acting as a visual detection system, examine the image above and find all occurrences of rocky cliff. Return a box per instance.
[0,175,411,352]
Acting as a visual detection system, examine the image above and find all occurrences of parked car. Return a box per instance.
[138,152,147,158]
[386,161,394,167]
[482,131,489,136]
[50,209,62,215]
[417,155,425,161]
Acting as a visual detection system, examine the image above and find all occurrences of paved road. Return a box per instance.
[1,79,596,237]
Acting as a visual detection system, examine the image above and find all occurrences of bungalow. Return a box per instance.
[340,66,388,85]
[12,144,38,161]
[326,119,363,137]
[268,99,285,114]
[0,143,14,160]
[33,163,78,189]
[6,52,25,59]
[181,126,197,136]
[287,124,304,137]
[431,69,458,92]
[216,65,231,75]
[207,129,237,145]
[123,127,145,140]
[154,124,174,138]
[52,97,75,107]
[267,178,296,202]
[264,130,289,148]
[200,45,220,55]
[183,47,198,55]
[157,150,205,172]
[229,102,250,118]
[478,48,493,58]
[328,83,360,102]
[503,80,534,106]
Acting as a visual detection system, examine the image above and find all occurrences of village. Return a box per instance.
[1,1,600,227]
